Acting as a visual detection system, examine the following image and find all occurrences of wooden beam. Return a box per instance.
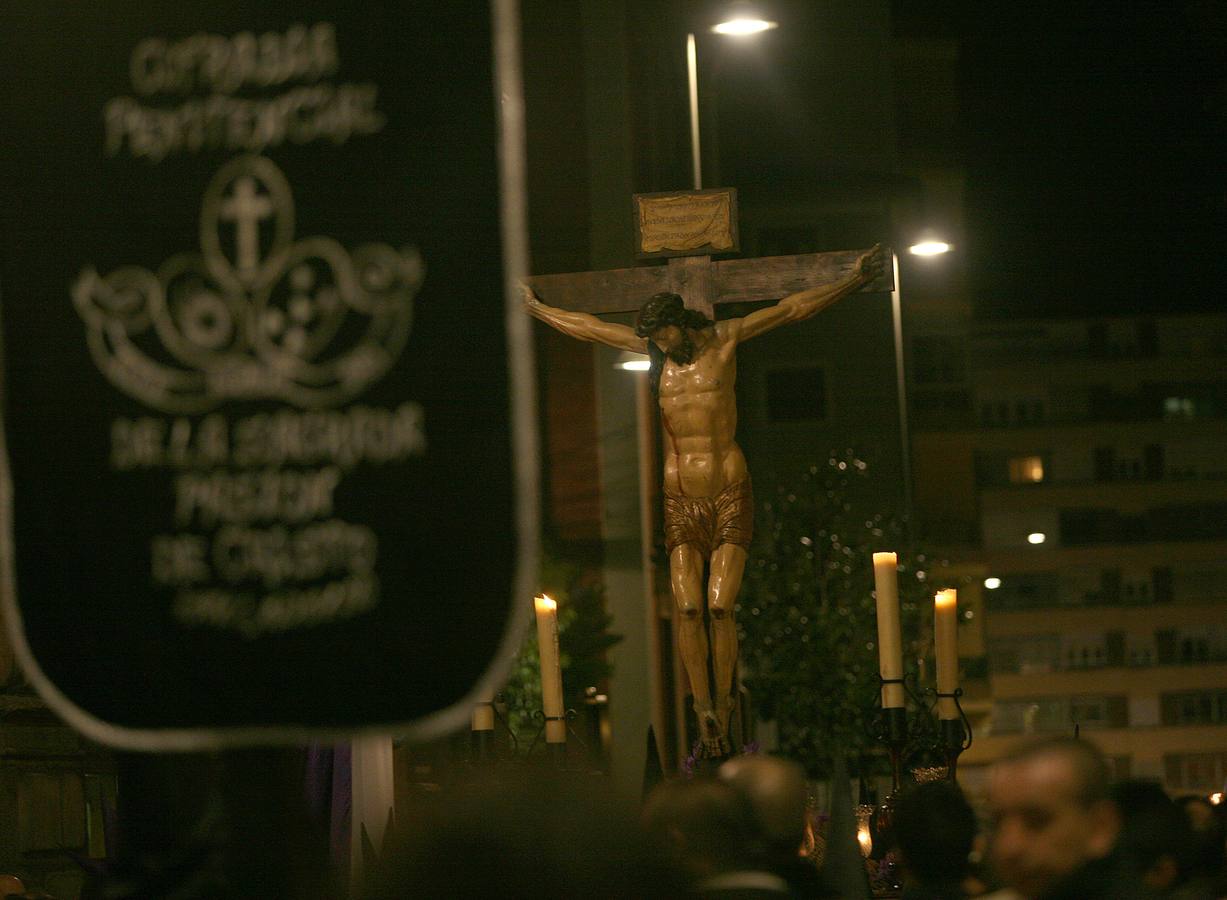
[713,248,894,305]
[524,266,669,315]
[667,255,716,318]
[525,246,893,318]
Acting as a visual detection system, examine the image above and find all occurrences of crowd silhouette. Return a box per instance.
[3,736,1224,899]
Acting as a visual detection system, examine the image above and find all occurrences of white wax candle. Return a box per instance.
[872,552,904,708]
[534,594,566,743]
[471,690,495,732]
[934,589,959,719]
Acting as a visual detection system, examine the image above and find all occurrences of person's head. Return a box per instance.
[643,776,757,882]
[893,780,978,888]
[717,754,809,863]
[986,737,1121,899]
[635,292,713,342]
[1111,779,1193,892]
[633,293,714,392]
[369,772,682,899]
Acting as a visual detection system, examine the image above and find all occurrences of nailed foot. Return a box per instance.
[697,708,731,759]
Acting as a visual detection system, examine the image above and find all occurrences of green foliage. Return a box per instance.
[500,549,622,745]
[736,451,934,777]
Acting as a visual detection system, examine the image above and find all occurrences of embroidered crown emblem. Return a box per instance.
[72,155,423,413]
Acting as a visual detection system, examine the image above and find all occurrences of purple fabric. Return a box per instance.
[304,744,334,823]
[305,743,352,879]
[330,743,353,876]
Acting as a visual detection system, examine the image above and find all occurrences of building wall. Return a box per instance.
[912,311,1227,793]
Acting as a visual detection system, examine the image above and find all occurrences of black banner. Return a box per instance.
[0,1,535,746]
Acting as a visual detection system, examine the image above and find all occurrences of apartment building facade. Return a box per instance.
[911,312,1227,794]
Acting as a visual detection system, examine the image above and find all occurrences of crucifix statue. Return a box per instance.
[522,189,889,758]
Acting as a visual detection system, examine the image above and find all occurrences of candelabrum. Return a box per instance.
[868,671,973,793]
[470,691,611,774]
[527,707,588,767]
[865,672,973,872]
[469,695,518,764]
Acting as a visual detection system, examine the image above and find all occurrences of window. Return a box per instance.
[1008,455,1045,484]
[988,635,1060,675]
[1164,752,1227,791]
[1152,567,1174,604]
[985,572,1060,610]
[992,695,1126,734]
[765,367,826,422]
[976,452,1050,487]
[1180,636,1210,664]
[1070,696,1108,726]
[1156,627,1227,665]
[1165,397,1195,420]
[1161,691,1227,726]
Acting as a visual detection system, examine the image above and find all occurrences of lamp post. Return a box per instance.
[686,12,778,190]
[892,238,951,536]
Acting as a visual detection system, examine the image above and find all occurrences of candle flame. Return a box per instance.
[872,551,897,565]
[935,588,957,608]
[534,594,556,612]
[855,804,875,858]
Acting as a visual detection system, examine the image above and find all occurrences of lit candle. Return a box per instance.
[534,594,566,743]
[872,553,904,708]
[934,589,959,719]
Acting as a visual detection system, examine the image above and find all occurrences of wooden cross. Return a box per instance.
[523,188,893,766]
[524,247,892,320]
[524,189,892,318]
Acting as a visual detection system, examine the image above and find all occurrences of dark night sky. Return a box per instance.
[694,1,1227,318]
[914,2,1227,317]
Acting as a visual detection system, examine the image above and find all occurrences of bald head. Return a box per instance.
[988,738,1121,899]
[718,755,808,855]
[997,736,1112,806]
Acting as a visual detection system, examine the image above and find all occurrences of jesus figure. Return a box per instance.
[523,244,884,757]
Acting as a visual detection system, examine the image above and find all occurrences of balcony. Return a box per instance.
[989,650,1227,679]
[1059,504,1227,546]
[984,584,1227,613]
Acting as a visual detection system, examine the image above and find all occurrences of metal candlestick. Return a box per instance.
[527,708,586,767]
[469,693,519,764]
[933,687,973,782]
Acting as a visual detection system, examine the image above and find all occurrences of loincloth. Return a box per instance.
[663,478,754,556]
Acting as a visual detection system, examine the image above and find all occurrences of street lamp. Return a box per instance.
[687,9,778,189]
[908,240,952,257]
[893,235,955,533]
[711,16,778,36]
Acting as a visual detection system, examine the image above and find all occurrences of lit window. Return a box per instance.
[1164,397,1194,419]
[1008,456,1045,484]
